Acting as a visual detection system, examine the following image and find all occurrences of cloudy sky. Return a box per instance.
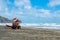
[0,0,60,23]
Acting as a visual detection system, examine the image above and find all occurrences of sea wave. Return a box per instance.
[0,23,60,29]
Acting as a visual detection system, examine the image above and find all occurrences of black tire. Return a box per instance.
[17,26,21,29]
[11,26,16,29]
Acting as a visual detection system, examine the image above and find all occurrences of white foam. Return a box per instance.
[0,23,60,29]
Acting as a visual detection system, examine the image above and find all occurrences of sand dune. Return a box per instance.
[0,26,60,40]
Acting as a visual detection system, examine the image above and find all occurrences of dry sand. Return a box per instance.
[0,26,60,40]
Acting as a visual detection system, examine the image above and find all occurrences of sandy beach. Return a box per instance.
[0,26,60,40]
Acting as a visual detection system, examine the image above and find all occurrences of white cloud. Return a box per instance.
[14,0,32,8]
[34,9,52,18]
[0,0,6,11]
[0,0,52,19]
[15,0,59,18]
[24,6,31,9]
[48,0,60,7]
[14,0,24,7]
[0,0,60,20]
[53,10,60,17]
[0,0,11,16]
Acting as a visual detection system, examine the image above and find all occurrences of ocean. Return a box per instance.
[0,23,60,29]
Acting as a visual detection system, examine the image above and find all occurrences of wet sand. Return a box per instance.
[0,26,60,40]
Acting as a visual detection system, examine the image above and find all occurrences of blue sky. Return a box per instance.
[0,0,60,23]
